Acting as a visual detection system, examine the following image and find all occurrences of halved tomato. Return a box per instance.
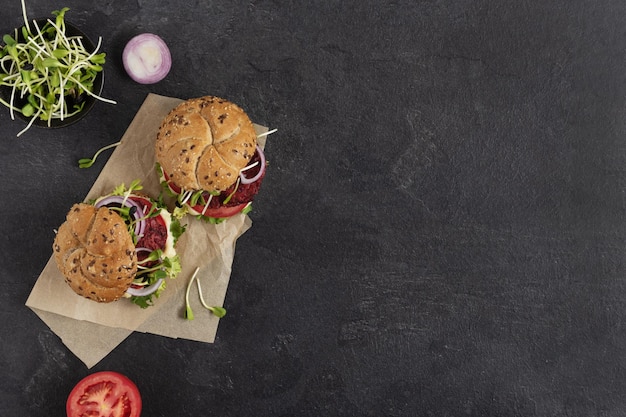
[66,371,142,417]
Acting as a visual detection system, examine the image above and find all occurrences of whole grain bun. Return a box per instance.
[155,96,257,192]
[53,203,137,303]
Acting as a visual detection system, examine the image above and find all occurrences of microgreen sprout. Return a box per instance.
[184,267,198,319]
[137,249,163,266]
[257,128,277,139]
[221,179,240,206]
[107,204,136,220]
[184,267,227,320]
[199,194,214,215]
[113,178,144,197]
[0,0,116,136]
[78,141,121,168]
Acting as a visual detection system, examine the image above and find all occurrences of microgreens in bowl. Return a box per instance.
[0,1,116,136]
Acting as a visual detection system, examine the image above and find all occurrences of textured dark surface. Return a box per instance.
[2,0,626,416]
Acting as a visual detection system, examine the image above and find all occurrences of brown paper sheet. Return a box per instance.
[25,93,266,368]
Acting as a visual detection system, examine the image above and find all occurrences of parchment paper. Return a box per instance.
[25,93,266,368]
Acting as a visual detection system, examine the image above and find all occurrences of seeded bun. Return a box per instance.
[155,96,257,192]
[53,203,137,303]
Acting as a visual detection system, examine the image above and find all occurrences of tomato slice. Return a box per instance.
[161,170,181,194]
[189,201,248,219]
[66,371,142,417]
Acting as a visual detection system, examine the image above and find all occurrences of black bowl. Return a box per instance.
[0,19,104,129]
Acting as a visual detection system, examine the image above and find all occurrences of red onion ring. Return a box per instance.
[122,33,172,84]
[94,195,146,239]
[135,247,153,256]
[239,145,266,185]
[126,278,164,297]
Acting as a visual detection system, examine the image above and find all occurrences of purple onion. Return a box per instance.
[122,33,171,84]
[126,279,164,297]
[239,145,266,184]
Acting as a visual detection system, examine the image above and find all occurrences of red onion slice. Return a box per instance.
[239,145,266,184]
[126,278,164,297]
[135,247,153,257]
[122,33,171,84]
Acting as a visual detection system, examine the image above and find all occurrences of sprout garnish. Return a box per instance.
[184,266,227,320]
[78,141,121,168]
[257,128,277,138]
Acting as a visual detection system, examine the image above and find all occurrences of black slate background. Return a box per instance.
[2,0,626,416]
